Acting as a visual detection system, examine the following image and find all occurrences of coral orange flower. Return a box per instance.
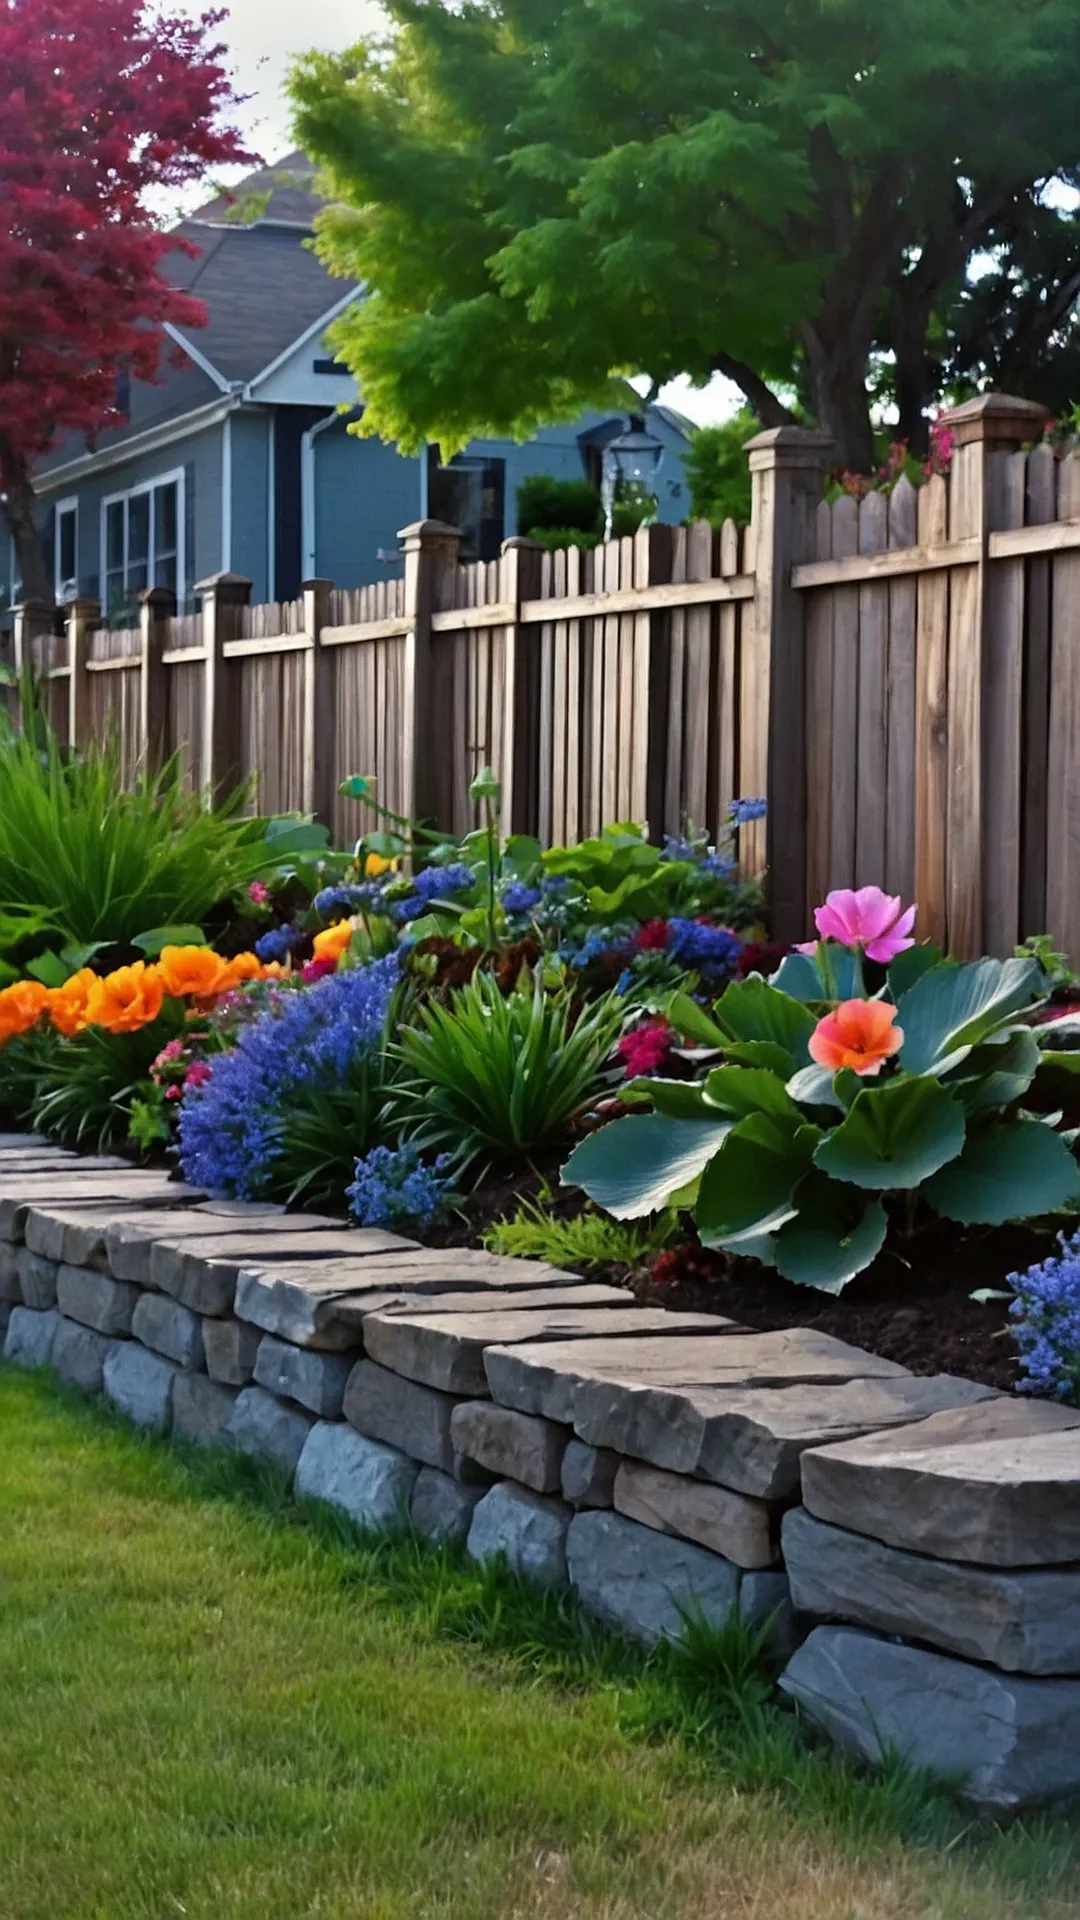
[0,979,49,1046]
[220,951,265,989]
[86,961,166,1034]
[809,999,904,1077]
[312,919,355,966]
[157,945,230,1000]
[46,968,100,1038]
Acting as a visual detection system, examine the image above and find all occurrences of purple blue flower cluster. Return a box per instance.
[729,796,767,824]
[347,1142,453,1232]
[313,881,388,918]
[254,924,300,963]
[177,954,400,1197]
[1009,1230,1080,1403]
[501,880,543,917]
[391,862,476,924]
[665,919,744,972]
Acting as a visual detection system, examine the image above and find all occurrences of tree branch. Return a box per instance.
[709,354,799,427]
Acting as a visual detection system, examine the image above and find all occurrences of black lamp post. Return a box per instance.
[601,412,665,538]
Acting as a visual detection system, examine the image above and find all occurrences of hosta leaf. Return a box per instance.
[561,1114,730,1218]
[886,942,944,997]
[702,1065,800,1121]
[924,1119,1080,1225]
[941,1026,1040,1116]
[775,1184,888,1294]
[770,946,860,1004]
[813,1077,965,1190]
[787,1064,847,1111]
[712,976,816,1064]
[721,1040,801,1076]
[896,957,1043,1076]
[696,1113,821,1247]
[665,992,727,1048]
[629,1077,714,1119]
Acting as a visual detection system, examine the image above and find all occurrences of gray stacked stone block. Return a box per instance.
[613,1460,779,1570]
[226,1386,314,1475]
[171,1373,240,1447]
[132,1292,206,1370]
[14,1247,58,1310]
[295,1421,419,1530]
[56,1266,139,1337]
[2,1304,59,1367]
[343,1358,464,1475]
[466,1482,571,1587]
[51,1318,112,1394]
[410,1467,484,1545]
[566,1509,741,1646]
[560,1440,619,1510]
[780,1625,1080,1814]
[1,1242,23,1302]
[449,1401,567,1493]
[202,1315,262,1385]
[253,1336,353,1418]
[102,1341,178,1433]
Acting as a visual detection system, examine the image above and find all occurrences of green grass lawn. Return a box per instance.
[2,1365,1079,1920]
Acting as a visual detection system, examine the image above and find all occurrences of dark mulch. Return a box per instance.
[427,1151,1049,1393]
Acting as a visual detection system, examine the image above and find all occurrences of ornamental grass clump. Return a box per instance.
[391,970,625,1172]
[563,886,1080,1295]
[178,954,400,1202]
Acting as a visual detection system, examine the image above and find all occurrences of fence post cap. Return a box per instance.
[63,595,102,619]
[938,392,1050,448]
[500,535,544,553]
[138,586,176,611]
[301,577,334,592]
[397,519,464,548]
[194,571,253,600]
[744,425,834,472]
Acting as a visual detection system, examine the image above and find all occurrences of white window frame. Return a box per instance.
[54,495,79,605]
[99,467,185,622]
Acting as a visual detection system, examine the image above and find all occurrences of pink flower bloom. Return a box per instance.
[183,1060,213,1091]
[301,956,337,984]
[247,880,270,905]
[808,886,917,964]
[616,1017,672,1078]
[154,1037,184,1067]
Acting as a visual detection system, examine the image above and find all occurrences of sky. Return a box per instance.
[209,0,742,427]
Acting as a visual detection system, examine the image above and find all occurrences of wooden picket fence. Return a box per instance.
[9,390,1080,960]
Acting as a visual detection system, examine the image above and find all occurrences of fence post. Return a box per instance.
[934,392,1048,959]
[743,425,834,942]
[197,571,251,802]
[11,599,55,679]
[399,520,462,828]
[302,577,334,826]
[64,597,102,750]
[498,536,544,834]
[139,586,176,772]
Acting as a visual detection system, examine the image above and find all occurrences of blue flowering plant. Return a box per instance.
[177,954,402,1207]
[1009,1229,1080,1404]
[348,1142,455,1233]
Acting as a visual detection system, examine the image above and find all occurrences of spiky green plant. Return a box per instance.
[483,1197,677,1267]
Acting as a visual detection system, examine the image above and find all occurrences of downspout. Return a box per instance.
[300,412,339,580]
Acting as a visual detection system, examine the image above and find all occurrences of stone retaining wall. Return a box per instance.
[3,1132,1080,1815]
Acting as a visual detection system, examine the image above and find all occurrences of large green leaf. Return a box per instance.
[697,1114,821,1247]
[702,1065,800,1121]
[561,1114,729,1218]
[775,1184,888,1294]
[721,1039,803,1076]
[630,1077,714,1119]
[770,946,860,1004]
[712,976,816,1065]
[886,942,944,997]
[813,1077,965,1190]
[896,957,1043,1076]
[132,924,207,956]
[925,1119,1080,1225]
[941,1026,1041,1117]
[664,992,727,1048]
[786,1063,847,1112]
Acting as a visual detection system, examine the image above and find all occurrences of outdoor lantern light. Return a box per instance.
[601,413,665,538]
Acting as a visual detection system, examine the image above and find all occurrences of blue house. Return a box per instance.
[8,155,691,623]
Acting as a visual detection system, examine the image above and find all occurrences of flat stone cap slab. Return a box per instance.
[363,1302,729,1397]
[801,1397,1080,1566]
[0,1173,206,1238]
[483,1328,906,1431]
[780,1625,1080,1813]
[571,1372,1001,1497]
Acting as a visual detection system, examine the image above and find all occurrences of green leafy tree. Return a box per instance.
[290,1,1080,473]
[683,414,757,527]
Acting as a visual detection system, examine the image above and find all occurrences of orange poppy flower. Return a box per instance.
[312,919,355,966]
[808,999,904,1077]
[220,951,265,989]
[46,968,100,1038]
[156,945,231,1001]
[0,979,49,1046]
[86,962,166,1034]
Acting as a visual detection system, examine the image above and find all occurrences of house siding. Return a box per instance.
[228,409,272,600]
[312,420,422,587]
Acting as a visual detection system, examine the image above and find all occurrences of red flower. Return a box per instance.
[616,1017,672,1078]
[183,1060,213,1091]
[735,941,789,977]
[634,919,670,952]
[301,957,338,984]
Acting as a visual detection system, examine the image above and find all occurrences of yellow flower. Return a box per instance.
[364,852,400,877]
[312,919,355,965]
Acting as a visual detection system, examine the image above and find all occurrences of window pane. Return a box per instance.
[128,493,150,568]
[154,483,177,560]
[106,501,125,572]
[58,508,77,587]
[155,553,177,593]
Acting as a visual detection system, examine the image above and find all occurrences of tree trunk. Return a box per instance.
[800,325,875,472]
[0,456,52,609]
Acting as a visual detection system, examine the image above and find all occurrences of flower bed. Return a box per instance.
[3,757,1080,1406]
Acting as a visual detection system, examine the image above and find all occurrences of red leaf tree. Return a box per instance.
[0,0,252,605]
